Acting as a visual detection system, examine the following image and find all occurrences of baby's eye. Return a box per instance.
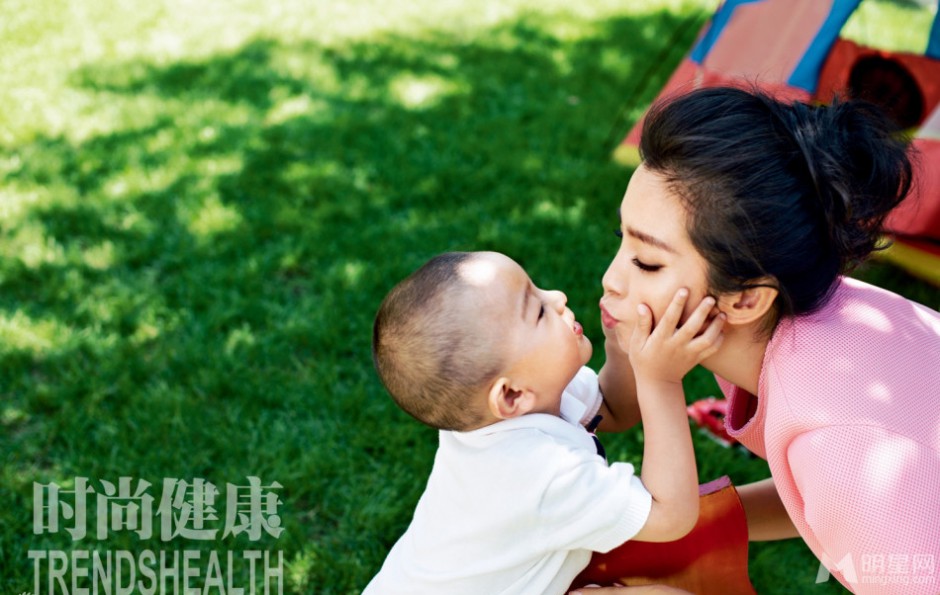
[632,257,662,273]
[613,228,623,238]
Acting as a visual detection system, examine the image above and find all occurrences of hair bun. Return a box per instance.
[639,86,916,320]
[773,97,913,269]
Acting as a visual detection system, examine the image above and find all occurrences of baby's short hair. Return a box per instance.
[372,252,503,431]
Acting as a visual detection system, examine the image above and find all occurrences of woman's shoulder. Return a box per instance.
[770,276,939,370]
[763,277,940,431]
[782,276,939,339]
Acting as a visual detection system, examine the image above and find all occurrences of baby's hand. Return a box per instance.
[628,289,725,386]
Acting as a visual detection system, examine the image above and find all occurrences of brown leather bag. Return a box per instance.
[571,476,755,595]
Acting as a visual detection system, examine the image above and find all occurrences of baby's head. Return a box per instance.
[373,251,592,431]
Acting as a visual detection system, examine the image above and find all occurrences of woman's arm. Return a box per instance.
[597,327,641,432]
[736,477,799,541]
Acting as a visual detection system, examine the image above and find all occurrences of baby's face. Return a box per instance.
[458,252,593,416]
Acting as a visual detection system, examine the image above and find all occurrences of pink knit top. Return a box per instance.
[717,277,940,594]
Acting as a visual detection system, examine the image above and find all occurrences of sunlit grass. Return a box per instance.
[1,0,935,593]
[183,194,245,238]
[0,312,75,355]
[389,73,466,110]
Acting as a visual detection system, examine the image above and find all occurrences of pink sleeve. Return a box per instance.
[788,426,940,594]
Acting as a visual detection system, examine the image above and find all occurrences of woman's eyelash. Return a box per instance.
[538,305,545,320]
[615,227,661,271]
[632,257,662,272]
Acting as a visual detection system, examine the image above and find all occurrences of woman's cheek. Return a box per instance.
[619,298,641,327]
[648,293,684,330]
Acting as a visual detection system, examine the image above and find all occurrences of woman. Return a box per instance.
[590,86,940,594]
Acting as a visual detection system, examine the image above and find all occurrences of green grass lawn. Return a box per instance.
[2,0,937,593]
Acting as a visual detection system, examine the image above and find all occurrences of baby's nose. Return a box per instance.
[548,290,568,311]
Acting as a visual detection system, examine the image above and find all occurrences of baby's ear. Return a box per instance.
[487,377,537,420]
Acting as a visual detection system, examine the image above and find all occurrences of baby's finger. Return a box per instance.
[696,331,726,362]
[630,304,653,351]
[676,295,716,340]
[689,312,726,358]
[653,288,689,336]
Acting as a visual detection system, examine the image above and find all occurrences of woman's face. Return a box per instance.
[600,164,713,333]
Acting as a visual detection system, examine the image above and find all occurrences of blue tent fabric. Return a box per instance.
[927,8,940,59]
[787,0,863,91]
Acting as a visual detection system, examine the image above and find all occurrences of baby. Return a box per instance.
[366,251,724,595]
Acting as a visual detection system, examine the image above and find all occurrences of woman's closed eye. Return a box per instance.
[538,304,545,321]
[615,227,663,272]
[632,257,662,272]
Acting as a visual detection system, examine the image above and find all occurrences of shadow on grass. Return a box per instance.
[0,6,907,592]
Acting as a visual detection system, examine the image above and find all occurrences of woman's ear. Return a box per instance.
[487,377,537,420]
[716,280,778,326]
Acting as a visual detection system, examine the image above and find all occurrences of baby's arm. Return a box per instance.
[626,289,725,542]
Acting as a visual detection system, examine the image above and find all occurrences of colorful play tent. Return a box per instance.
[614,0,940,286]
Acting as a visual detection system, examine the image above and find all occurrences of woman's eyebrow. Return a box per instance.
[626,226,677,254]
[617,207,678,254]
[617,208,677,253]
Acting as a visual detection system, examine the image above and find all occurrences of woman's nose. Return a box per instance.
[602,257,624,296]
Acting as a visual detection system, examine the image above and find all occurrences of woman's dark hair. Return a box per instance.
[639,86,914,329]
